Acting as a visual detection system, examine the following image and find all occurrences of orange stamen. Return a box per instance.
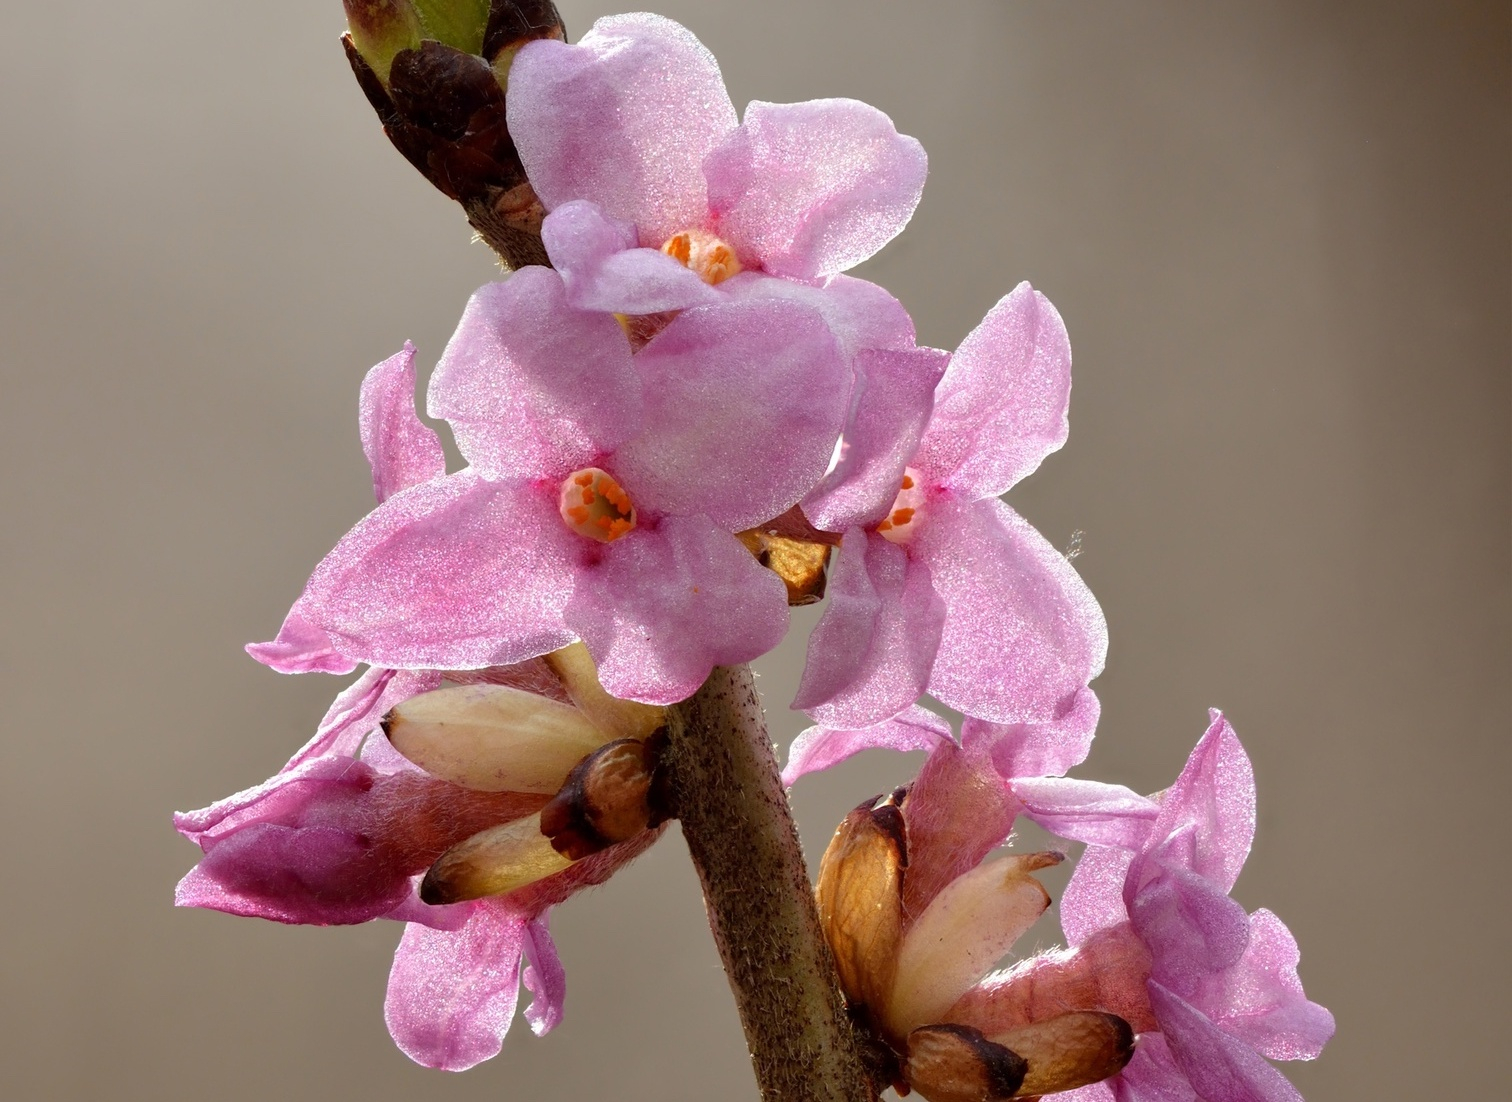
[558,467,638,544]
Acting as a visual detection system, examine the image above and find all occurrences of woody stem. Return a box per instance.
[662,665,880,1102]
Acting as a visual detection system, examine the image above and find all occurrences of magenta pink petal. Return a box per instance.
[360,341,447,503]
[507,14,737,246]
[967,686,1102,779]
[246,605,357,674]
[1146,711,1257,893]
[1115,1033,1202,1102]
[520,915,567,1036]
[543,200,722,314]
[1200,909,1336,1061]
[918,495,1108,724]
[722,271,918,358]
[564,515,790,704]
[803,347,949,532]
[914,283,1073,498]
[1011,777,1161,847]
[705,99,927,280]
[1148,982,1306,1102]
[299,472,581,670]
[782,704,952,787]
[1060,843,1135,947]
[427,270,643,480]
[792,531,945,728]
[613,298,849,532]
[1130,866,1253,997]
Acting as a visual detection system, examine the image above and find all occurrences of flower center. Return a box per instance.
[661,228,742,285]
[876,468,926,545]
[558,468,637,543]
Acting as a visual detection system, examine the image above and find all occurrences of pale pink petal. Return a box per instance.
[918,496,1108,724]
[915,283,1073,497]
[1148,982,1306,1102]
[1200,909,1335,1061]
[792,531,945,728]
[1130,865,1253,997]
[705,99,926,279]
[966,686,1102,779]
[1012,777,1160,848]
[282,668,442,772]
[612,298,849,532]
[361,341,447,503]
[385,901,529,1071]
[300,472,580,670]
[782,704,952,787]
[565,515,789,704]
[246,605,357,674]
[542,200,722,314]
[802,347,949,532]
[520,914,567,1036]
[1060,843,1135,947]
[383,890,477,932]
[720,271,917,358]
[427,270,643,480]
[1143,711,1256,894]
[507,14,737,246]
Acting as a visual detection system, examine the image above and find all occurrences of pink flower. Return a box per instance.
[253,266,853,704]
[505,13,927,315]
[953,713,1335,1102]
[791,282,1108,728]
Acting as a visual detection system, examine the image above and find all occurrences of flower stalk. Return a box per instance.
[661,666,880,1102]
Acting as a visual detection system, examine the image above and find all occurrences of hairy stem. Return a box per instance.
[662,666,880,1102]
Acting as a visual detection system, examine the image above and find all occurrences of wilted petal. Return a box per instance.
[360,341,446,503]
[1144,711,1256,893]
[543,200,722,314]
[803,347,949,532]
[613,298,849,532]
[282,668,442,773]
[1200,909,1335,1061]
[782,704,952,788]
[1060,844,1135,947]
[246,605,357,675]
[1011,777,1160,848]
[300,472,581,670]
[520,914,567,1036]
[565,514,789,704]
[918,496,1107,725]
[428,270,643,479]
[705,98,927,280]
[1148,982,1306,1102]
[793,532,944,728]
[384,901,530,1071]
[508,14,737,246]
[915,284,1073,498]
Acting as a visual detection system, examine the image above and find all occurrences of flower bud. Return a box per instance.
[902,1024,1026,1102]
[985,1012,1134,1096]
[383,683,609,793]
[886,852,1062,1038]
[420,812,573,903]
[539,738,664,860]
[543,642,667,741]
[814,794,907,1019]
[344,0,423,83]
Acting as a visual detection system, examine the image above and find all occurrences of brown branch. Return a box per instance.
[662,666,881,1102]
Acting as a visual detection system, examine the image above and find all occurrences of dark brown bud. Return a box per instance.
[483,0,566,63]
[815,794,908,1020]
[539,738,663,860]
[988,1012,1134,1096]
[903,1024,1027,1102]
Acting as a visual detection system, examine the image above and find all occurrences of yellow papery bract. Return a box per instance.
[420,812,574,903]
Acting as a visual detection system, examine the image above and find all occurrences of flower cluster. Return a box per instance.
[176,7,1330,1093]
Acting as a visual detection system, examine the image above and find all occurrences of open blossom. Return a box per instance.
[252,265,854,704]
[506,12,927,315]
[791,282,1108,728]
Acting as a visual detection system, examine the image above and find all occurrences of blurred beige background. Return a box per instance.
[1,1,1505,1099]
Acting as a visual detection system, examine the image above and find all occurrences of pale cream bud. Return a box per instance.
[543,642,667,741]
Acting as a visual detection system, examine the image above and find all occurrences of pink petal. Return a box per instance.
[300,472,580,670]
[802,347,949,532]
[792,531,945,728]
[915,283,1073,498]
[967,685,1102,779]
[520,914,567,1036]
[1050,1085,1117,1102]
[507,14,737,246]
[1148,982,1306,1102]
[385,901,530,1071]
[705,99,927,280]
[612,298,849,532]
[1130,865,1253,997]
[281,668,443,772]
[722,271,918,358]
[246,605,357,674]
[918,496,1108,724]
[565,514,790,704]
[782,704,952,787]
[1012,777,1161,847]
[1200,909,1335,1061]
[1060,844,1135,947]
[361,341,447,504]
[1147,711,1257,893]
[542,200,722,314]
[1113,1032,1201,1102]
[427,270,643,480]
